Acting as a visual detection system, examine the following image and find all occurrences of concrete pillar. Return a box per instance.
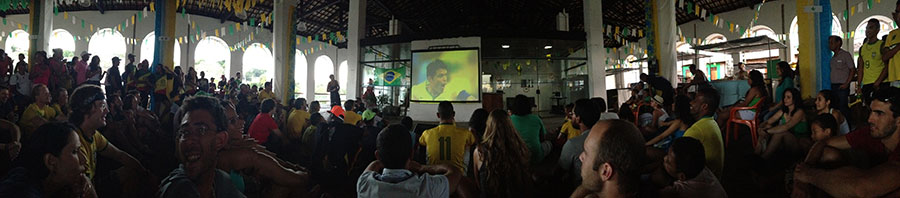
[273,0,298,105]
[28,0,54,56]
[583,0,607,99]
[153,0,176,70]
[347,0,366,99]
[306,48,315,103]
[652,0,678,86]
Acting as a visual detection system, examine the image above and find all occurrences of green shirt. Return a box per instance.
[683,117,724,178]
[510,114,547,165]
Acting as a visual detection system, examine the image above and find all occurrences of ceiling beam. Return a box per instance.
[300,0,343,19]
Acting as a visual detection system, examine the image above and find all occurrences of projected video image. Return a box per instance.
[411,48,480,102]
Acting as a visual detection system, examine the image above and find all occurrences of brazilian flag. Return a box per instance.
[375,67,405,86]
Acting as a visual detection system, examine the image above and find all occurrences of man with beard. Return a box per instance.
[794,87,900,197]
[558,99,601,185]
[160,96,244,198]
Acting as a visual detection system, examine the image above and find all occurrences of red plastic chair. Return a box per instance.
[725,97,766,148]
[633,102,651,126]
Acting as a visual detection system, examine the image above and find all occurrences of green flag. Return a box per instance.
[375,67,405,86]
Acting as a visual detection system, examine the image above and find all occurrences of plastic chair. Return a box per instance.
[633,102,651,126]
[725,97,766,148]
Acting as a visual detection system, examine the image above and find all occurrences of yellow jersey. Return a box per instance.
[418,123,475,172]
[560,120,581,139]
[258,90,276,102]
[885,30,900,82]
[79,131,109,179]
[19,103,57,135]
[683,117,724,178]
[343,111,362,125]
[286,109,310,138]
[860,40,885,85]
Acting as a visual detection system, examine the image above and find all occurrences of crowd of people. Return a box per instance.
[0,2,898,198]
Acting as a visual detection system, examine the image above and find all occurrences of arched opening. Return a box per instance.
[140,32,182,68]
[5,30,29,63]
[790,14,843,63]
[747,25,777,40]
[314,55,335,101]
[294,50,308,96]
[87,28,126,72]
[242,43,274,87]
[194,36,230,80]
[48,29,76,58]
[705,33,727,44]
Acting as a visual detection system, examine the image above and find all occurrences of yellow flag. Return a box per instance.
[236,23,241,31]
[215,29,220,37]
[90,24,94,30]
[296,37,300,45]
[64,12,68,19]
[176,0,180,8]
[150,2,155,12]
[131,15,135,24]
[16,24,21,29]
[850,6,856,16]
[307,36,312,43]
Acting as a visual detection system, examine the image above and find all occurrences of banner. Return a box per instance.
[375,67,405,86]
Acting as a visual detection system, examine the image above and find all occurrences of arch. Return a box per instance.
[242,43,274,87]
[48,29,75,58]
[338,60,348,95]
[140,32,182,67]
[624,55,637,68]
[5,30,29,63]
[314,55,335,95]
[194,36,230,79]
[704,33,727,44]
[790,14,843,63]
[87,28,126,72]
[747,25,777,40]
[853,15,894,59]
[294,50,308,95]
[675,41,692,52]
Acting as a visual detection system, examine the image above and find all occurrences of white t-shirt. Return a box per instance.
[357,169,450,198]
[9,73,30,96]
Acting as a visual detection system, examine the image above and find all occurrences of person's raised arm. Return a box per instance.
[646,120,681,146]
[239,148,309,187]
[797,160,900,197]
[99,143,147,173]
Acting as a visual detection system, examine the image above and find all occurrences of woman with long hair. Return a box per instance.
[646,95,697,150]
[0,122,95,197]
[814,90,850,135]
[758,88,810,159]
[768,61,796,112]
[717,70,770,126]
[473,109,534,197]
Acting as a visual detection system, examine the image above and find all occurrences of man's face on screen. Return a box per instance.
[429,68,449,94]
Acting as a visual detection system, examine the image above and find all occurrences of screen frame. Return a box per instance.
[409,47,482,103]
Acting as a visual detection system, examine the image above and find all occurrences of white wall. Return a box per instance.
[409,37,481,123]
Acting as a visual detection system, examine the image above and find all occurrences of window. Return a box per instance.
[853,15,894,60]
[338,60,348,95]
[790,15,843,63]
[705,33,727,44]
[314,55,334,101]
[87,28,126,72]
[48,29,75,58]
[295,50,308,95]
[5,30,29,63]
[194,36,230,79]
[140,32,182,67]
[242,43,274,87]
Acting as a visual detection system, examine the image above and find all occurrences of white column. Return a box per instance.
[584,0,607,99]
[347,0,366,99]
[655,0,678,86]
[272,0,297,104]
[29,0,54,54]
[306,49,316,103]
